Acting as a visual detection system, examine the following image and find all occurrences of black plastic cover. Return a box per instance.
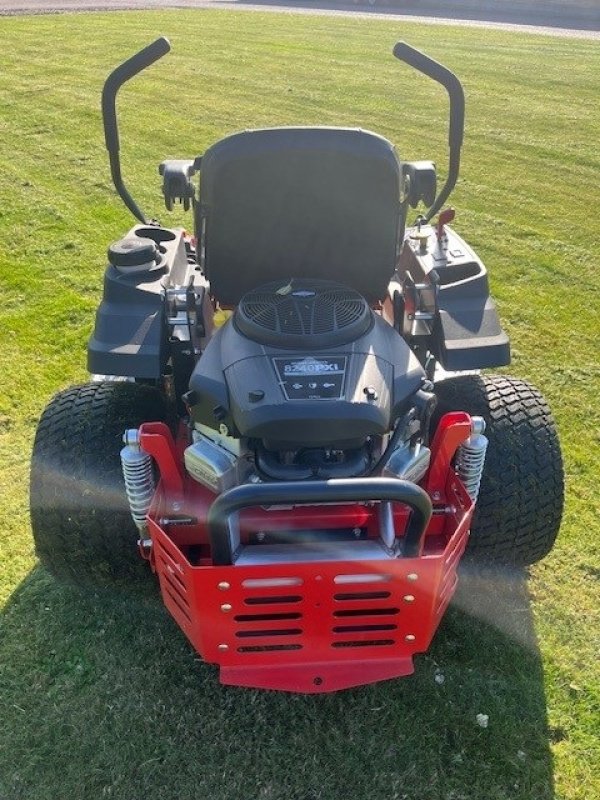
[87,266,167,378]
[402,161,437,208]
[397,225,510,370]
[434,297,510,370]
[197,127,405,305]
[188,314,425,449]
[159,159,196,211]
[88,226,189,378]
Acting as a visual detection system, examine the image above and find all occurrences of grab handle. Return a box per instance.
[207,477,433,565]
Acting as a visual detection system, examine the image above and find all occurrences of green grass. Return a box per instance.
[0,9,599,800]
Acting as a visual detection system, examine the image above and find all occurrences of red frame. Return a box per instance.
[138,413,474,693]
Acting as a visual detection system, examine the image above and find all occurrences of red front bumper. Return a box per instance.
[140,413,474,693]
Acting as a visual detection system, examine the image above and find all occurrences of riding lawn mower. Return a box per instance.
[30,38,563,694]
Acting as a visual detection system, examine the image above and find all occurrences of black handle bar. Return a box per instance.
[393,42,465,222]
[101,37,171,223]
[207,478,433,566]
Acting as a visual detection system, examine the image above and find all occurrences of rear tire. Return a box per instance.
[30,381,169,585]
[432,374,563,566]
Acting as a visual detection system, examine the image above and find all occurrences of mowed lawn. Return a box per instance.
[0,9,598,800]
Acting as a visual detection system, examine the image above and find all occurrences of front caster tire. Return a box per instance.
[432,375,564,567]
[30,381,169,586]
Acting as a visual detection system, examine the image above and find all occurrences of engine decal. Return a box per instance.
[274,356,347,400]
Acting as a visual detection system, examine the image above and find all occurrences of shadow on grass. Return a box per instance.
[0,565,554,800]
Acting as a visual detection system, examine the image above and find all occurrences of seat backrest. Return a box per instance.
[196,127,405,305]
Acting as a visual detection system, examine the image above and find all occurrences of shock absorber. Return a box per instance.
[455,416,488,502]
[120,429,155,532]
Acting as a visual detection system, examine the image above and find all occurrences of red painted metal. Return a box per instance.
[436,207,456,239]
[426,411,471,501]
[139,422,184,499]
[141,413,474,693]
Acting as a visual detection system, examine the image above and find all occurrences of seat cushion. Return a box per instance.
[196,127,404,305]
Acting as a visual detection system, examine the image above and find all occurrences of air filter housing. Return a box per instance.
[234,280,373,349]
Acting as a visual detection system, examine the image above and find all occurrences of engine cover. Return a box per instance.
[235,279,373,349]
[188,281,425,449]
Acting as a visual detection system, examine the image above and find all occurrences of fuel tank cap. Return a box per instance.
[108,236,162,273]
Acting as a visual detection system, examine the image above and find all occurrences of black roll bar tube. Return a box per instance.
[207,478,433,566]
[101,37,171,224]
[393,42,465,223]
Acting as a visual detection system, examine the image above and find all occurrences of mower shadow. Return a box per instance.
[0,565,554,800]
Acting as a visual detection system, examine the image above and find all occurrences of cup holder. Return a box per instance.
[435,262,481,286]
[134,226,177,244]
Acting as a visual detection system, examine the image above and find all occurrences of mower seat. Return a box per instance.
[196,127,405,306]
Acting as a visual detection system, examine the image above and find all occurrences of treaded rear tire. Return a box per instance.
[30,381,168,585]
[432,374,563,566]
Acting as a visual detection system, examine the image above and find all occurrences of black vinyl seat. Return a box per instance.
[196,127,406,305]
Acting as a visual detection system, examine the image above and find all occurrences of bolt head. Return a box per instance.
[218,644,229,652]
[220,603,232,613]
[405,634,416,642]
[407,573,419,582]
[403,594,415,603]
[217,582,230,591]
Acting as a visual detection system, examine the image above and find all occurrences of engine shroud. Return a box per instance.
[188,281,425,449]
[235,279,373,349]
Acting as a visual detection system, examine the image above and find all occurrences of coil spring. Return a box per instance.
[456,424,488,502]
[120,430,155,531]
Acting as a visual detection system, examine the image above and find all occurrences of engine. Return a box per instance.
[185,279,428,485]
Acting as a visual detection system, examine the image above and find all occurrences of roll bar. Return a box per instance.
[393,42,465,222]
[101,37,171,224]
[100,38,464,226]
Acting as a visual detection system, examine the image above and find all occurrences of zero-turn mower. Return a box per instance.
[30,38,563,693]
